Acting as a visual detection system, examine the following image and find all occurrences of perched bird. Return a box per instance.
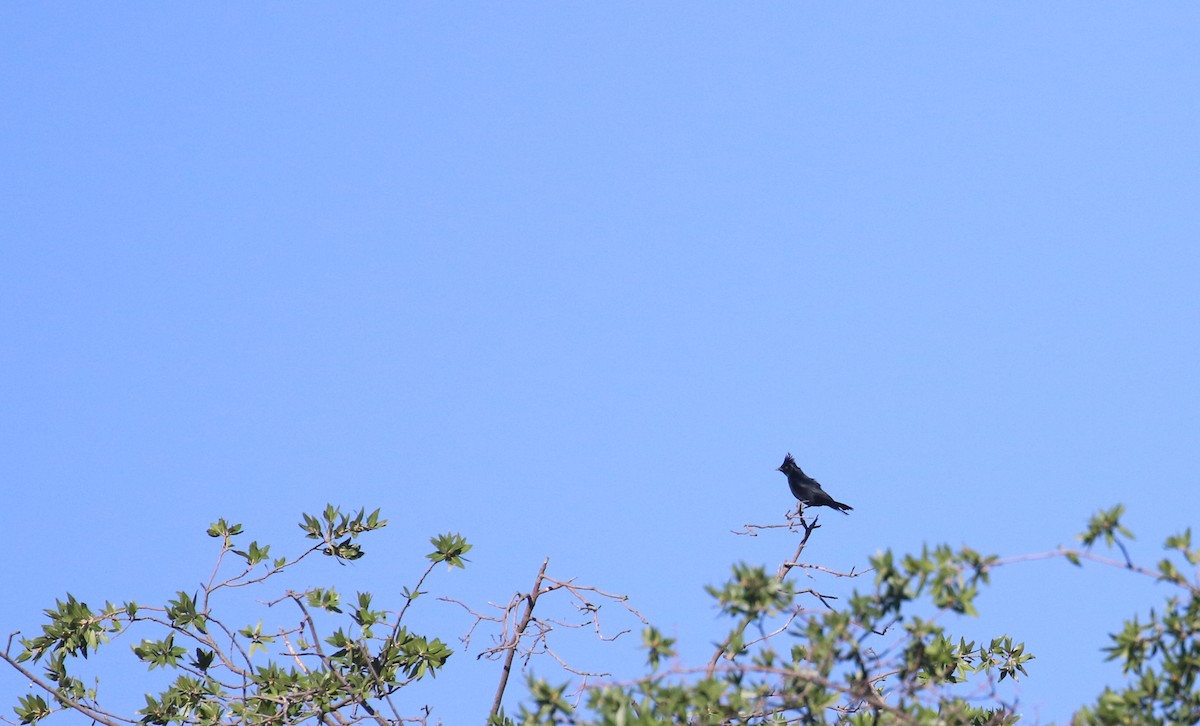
[777,453,852,515]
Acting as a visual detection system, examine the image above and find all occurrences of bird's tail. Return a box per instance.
[832,501,853,515]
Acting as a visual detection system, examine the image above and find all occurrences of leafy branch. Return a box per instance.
[2,506,469,726]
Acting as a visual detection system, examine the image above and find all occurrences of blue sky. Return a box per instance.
[2,4,1198,724]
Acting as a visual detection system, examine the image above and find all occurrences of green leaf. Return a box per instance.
[426,533,473,569]
[15,694,51,725]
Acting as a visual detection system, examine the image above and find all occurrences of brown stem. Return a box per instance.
[489,557,550,722]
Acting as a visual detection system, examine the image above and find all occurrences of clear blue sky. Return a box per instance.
[3,4,1198,724]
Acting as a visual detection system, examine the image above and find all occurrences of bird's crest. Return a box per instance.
[778,452,797,471]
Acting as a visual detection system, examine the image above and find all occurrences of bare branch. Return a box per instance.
[489,557,550,720]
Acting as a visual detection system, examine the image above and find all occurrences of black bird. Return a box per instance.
[777,453,852,515]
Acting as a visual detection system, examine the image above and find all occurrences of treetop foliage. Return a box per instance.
[2,504,1197,725]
